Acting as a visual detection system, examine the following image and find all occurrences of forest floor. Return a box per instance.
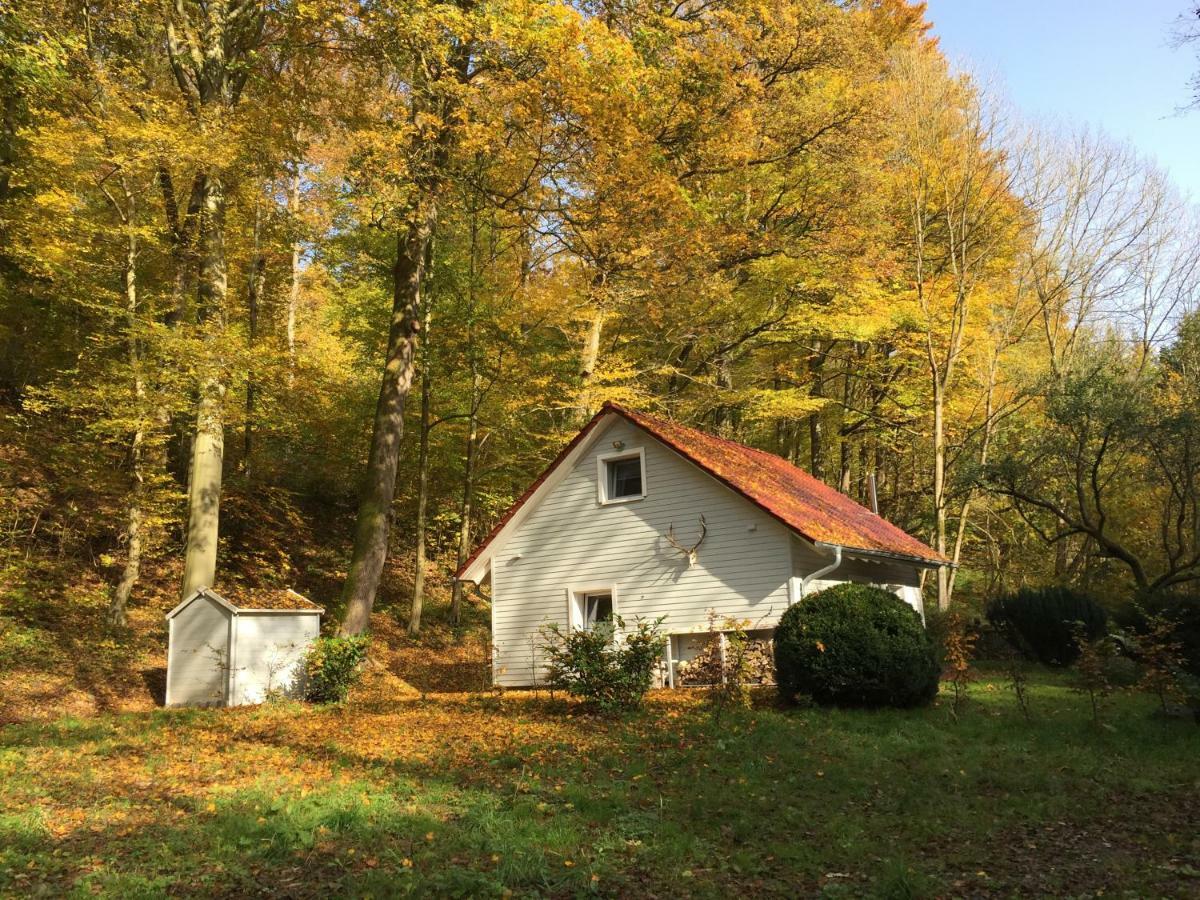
[0,394,495,725]
[0,557,492,725]
[2,671,1200,898]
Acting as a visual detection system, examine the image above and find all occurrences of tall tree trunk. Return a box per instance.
[1054,515,1070,578]
[243,197,264,477]
[158,170,200,486]
[340,211,433,635]
[858,440,871,507]
[839,366,853,493]
[110,179,143,627]
[181,173,228,599]
[808,342,828,480]
[946,358,998,601]
[450,207,482,627]
[287,169,300,375]
[450,373,480,625]
[932,381,950,610]
[408,316,433,636]
[712,355,733,435]
[574,307,603,425]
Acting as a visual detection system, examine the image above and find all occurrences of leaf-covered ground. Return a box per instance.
[2,673,1199,898]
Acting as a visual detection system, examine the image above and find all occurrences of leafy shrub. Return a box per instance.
[541,617,666,714]
[773,583,939,708]
[1071,623,1120,728]
[1121,594,1200,678]
[986,587,1107,666]
[676,613,772,716]
[1132,611,1188,713]
[303,635,370,704]
[1118,595,1200,716]
[1162,599,1200,678]
[942,610,978,717]
[1001,645,1033,720]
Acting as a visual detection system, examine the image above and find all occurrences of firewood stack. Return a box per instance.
[677,635,775,686]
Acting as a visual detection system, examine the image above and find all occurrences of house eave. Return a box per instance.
[812,540,949,569]
[457,555,492,586]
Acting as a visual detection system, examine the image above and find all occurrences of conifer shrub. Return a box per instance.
[774,583,939,708]
[986,587,1106,666]
[303,634,370,704]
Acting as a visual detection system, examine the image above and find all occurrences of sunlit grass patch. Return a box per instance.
[0,672,1197,897]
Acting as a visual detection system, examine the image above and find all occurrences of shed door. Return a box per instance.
[167,598,230,706]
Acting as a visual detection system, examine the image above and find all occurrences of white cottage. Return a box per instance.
[455,402,947,687]
[165,587,323,707]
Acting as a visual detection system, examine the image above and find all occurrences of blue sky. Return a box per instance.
[925,1,1199,198]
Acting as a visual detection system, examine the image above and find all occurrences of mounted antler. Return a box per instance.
[666,514,707,567]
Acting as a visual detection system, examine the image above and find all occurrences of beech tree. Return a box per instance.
[163,0,268,599]
[6,0,1200,647]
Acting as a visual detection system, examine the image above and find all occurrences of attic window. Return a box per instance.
[609,458,642,497]
[597,448,646,504]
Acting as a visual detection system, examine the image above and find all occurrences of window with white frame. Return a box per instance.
[569,588,615,631]
[597,448,645,504]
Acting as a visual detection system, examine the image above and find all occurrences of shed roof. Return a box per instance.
[456,402,946,580]
[166,587,324,619]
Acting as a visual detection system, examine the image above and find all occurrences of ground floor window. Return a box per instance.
[568,588,615,631]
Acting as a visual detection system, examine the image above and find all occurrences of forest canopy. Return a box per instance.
[2,0,1199,638]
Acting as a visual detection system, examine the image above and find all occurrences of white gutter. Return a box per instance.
[799,544,843,600]
[813,540,948,569]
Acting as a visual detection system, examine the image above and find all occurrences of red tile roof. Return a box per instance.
[455,402,946,579]
[613,405,946,564]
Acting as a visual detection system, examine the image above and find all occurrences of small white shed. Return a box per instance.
[165,587,323,707]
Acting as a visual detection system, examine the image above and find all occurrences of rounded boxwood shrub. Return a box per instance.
[986,587,1106,667]
[774,583,939,708]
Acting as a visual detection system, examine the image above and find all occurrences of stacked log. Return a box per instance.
[677,634,775,686]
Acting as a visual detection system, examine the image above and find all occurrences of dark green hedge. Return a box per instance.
[986,587,1106,666]
[774,583,939,708]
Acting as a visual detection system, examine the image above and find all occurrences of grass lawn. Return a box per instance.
[1,670,1198,898]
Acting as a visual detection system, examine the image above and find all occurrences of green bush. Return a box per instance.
[773,583,939,708]
[986,587,1107,666]
[303,635,370,704]
[541,617,666,714]
[1120,593,1200,679]
[1161,599,1200,679]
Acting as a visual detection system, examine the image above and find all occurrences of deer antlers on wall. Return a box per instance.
[666,514,707,567]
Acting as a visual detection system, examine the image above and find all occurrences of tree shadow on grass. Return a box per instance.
[0,728,633,897]
[5,694,1200,898]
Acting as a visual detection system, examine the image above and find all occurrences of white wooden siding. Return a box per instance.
[790,537,924,615]
[492,418,794,686]
[166,594,231,706]
[231,613,320,704]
